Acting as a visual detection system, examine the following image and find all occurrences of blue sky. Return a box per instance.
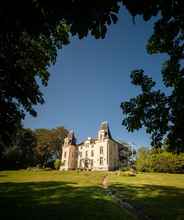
[24,9,167,148]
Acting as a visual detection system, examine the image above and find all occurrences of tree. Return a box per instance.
[0,0,123,154]
[136,147,150,172]
[34,127,68,167]
[15,128,37,167]
[1,128,37,169]
[0,126,67,169]
[2,0,183,154]
[121,0,184,152]
[34,129,53,167]
[136,147,184,173]
[51,127,68,159]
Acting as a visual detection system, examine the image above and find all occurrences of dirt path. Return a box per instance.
[105,188,151,220]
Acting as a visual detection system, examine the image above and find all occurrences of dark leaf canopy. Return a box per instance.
[0,0,124,152]
[1,0,184,154]
[121,70,169,148]
[121,0,184,152]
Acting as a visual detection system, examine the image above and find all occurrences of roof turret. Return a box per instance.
[67,130,76,145]
[99,121,112,139]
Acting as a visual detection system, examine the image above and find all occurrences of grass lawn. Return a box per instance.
[0,170,184,220]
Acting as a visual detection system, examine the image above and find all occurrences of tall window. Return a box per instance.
[85,151,88,157]
[100,146,103,154]
[100,157,103,165]
[91,160,93,167]
[91,150,94,157]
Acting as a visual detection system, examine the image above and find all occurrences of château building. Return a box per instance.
[60,121,130,171]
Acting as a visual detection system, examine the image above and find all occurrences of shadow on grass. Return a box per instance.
[110,183,184,220]
[0,181,184,220]
[0,174,7,177]
[0,181,134,220]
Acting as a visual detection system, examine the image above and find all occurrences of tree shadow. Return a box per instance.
[0,181,134,220]
[0,174,7,177]
[0,180,184,220]
[110,183,184,220]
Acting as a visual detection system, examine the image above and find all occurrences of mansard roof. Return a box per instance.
[78,138,96,146]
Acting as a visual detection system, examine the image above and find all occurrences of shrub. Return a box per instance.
[136,148,184,173]
[54,159,61,170]
[120,166,129,172]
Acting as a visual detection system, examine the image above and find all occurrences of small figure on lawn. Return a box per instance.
[101,175,108,189]
[129,168,136,176]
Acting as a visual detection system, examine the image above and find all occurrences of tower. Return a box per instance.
[98,121,112,141]
[60,130,77,170]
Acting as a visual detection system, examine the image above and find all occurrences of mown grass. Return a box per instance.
[0,170,184,220]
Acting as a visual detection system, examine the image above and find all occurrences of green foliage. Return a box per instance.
[1,126,68,170]
[54,159,61,170]
[1,128,37,170]
[34,127,68,167]
[0,0,123,153]
[51,127,69,158]
[136,147,184,173]
[2,0,183,155]
[121,70,169,148]
[121,0,184,152]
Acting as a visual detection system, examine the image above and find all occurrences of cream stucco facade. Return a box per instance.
[60,121,129,171]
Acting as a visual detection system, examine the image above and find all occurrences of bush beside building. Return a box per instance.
[136,147,184,173]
